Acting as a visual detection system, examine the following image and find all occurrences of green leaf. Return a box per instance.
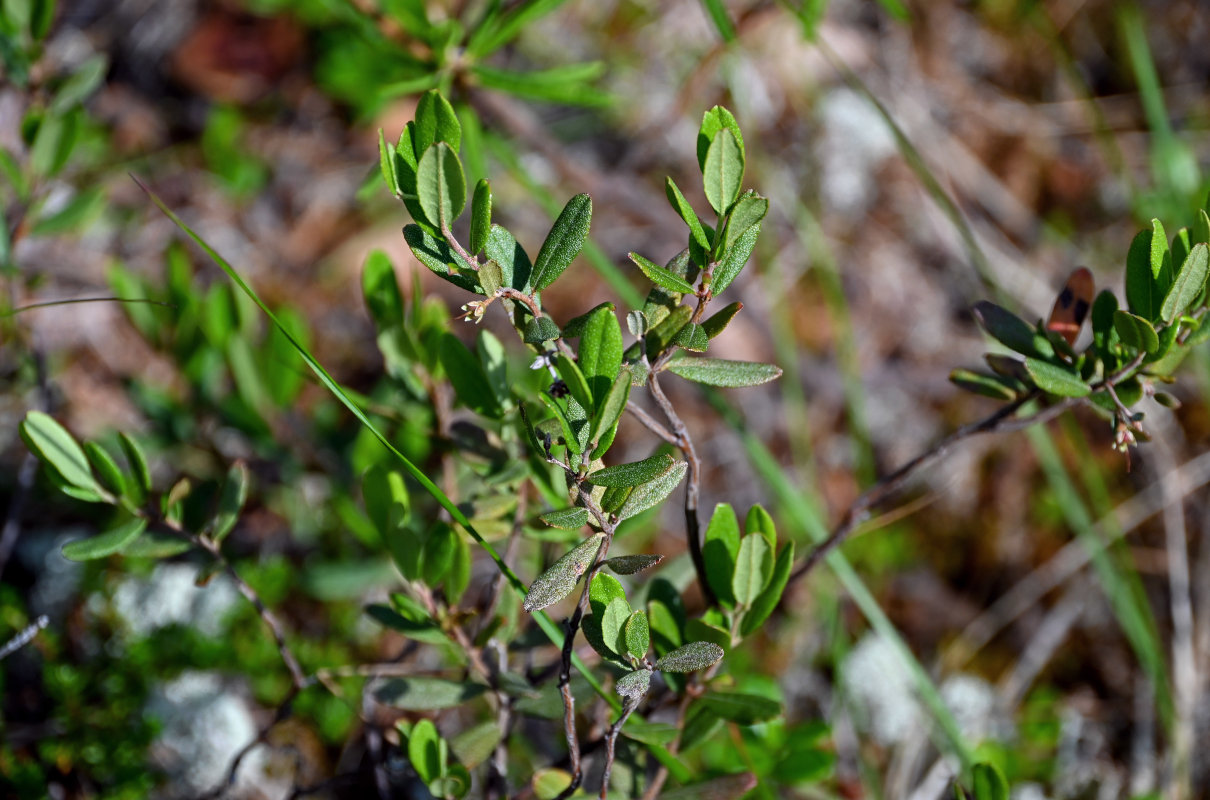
[416,142,466,231]
[538,392,582,455]
[711,221,760,296]
[50,54,107,114]
[379,128,400,194]
[1022,358,1092,397]
[972,302,1054,360]
[616,459,688,520]
[602,596,632,655]
[631,251,695,294]
[1161,242,1209,323]
[699,0,737,41]
[403,224,478,293]
[721,191,768,253]
[745,504,777,547]
[591,572,627,616]
[532,768,574,800]
[624,611,650,659]
[1112,310,1160,354]
[589,365,631,457]
[703,503,740,607]
[83,442,126,497]
[118,432,152,496]
[949,369,1019,401]
[665,177,711,251]
[562,302,617,339]
[20,411,102,496]
[615,669,651,701]
[732,533,772,607]
[523,316,561,343]
[30,186,104,236]
[697,106,745,172]
[540,507,589,530]
[554,353,593,411]
[375,677,487,710]
[61,517,147,561]
[673,322,709,352]
[654,641,724,672]
[703,129,744,216]
[367,603,445,643]
[413,89,462,155]
[588,453,675,488]
[1125,220,1172,320]
[438,333,503,417]
[450,721,501,771]
[971,762,1009,800]
[602,553,663,575]
[699,691,782,724]
[532,193,591,292]
[685,618,730,653]
[484,224,532,291]
[408,718,442,783]
[702,302,743,339]
[469,179,492,254]
[645,305,693,359]
[579,306,623,411]
[362,250,404,329]
[211,462,249,543]
[664,357,781,387]
[522,533,605,611]
[423,521,459,586]
[741,542,794,636]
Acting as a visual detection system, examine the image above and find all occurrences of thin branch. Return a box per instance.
[599,695,641,798]
[625,402,678,445]
[648,372,715,605]
[198,690,300,800]
[0,615,49,661]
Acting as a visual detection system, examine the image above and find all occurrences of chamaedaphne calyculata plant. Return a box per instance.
[15,82,1210,800]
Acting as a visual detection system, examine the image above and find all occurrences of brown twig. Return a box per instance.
[599,695,641,798]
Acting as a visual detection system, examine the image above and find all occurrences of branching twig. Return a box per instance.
[599,694,641,799]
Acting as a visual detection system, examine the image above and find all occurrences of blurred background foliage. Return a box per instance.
[2,0,1210,798]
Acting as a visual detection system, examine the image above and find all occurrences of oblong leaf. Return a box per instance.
[522,533,605,611]
[602,596,632,655]
[375,676,487,710]
[211,461,249,543]
[1023,358,1091,397]
[21,411,102,495]
[540,507,589,530]
[664,357,781,387]
[469,178,492,254]
[61,517,147,561]
[711,221,760,295]
[654,641,725,673]
[589,366,631,456]
[416,142,466,231]
[532,193,591,292]
[615,669,651,701]
[439,333,503,417]
[949,369,1019,401]
[524,316,561,343]
[722,191,767,253]
[732,533,772,607]
[588,453,675,488]
[484,223,531,291]
[699,691,782,724]
[740,541,794,636]
[703,503,740,607]
[1161,242,1209,323]
[84,442,126,497]
[602,553,664,575]
[1112,309,1160,354]
[631,251,695,294]
[703,129,744,216]
[697,106,745,171]
[616,460,688,520]
[624,610,650,659]
[972,762,1009,800]
[579,306,623,411]
[665,177,711,251]
[407,719,441,783]
[972,301,1054,360]
[404,224,477,293]
[702,302,742,339]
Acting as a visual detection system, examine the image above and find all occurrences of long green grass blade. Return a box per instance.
[138,180,615,708]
